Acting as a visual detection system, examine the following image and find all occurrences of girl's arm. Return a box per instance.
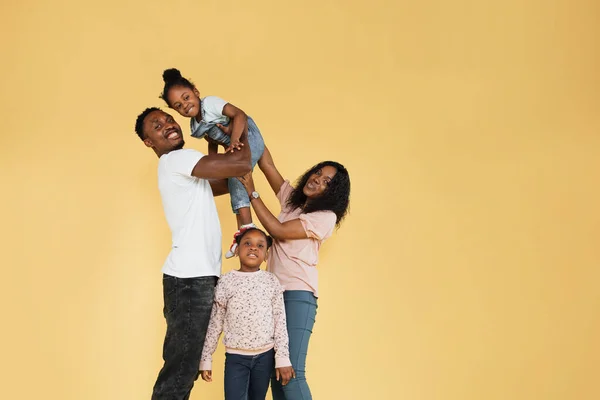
[257,146,285,196]
[199,284,228,379]
[221,103,248,152]
[238,173,308,240]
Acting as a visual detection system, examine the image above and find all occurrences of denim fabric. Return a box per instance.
[271,291,318,400]
[191,116,265,213]
[224,349,275,400]
[151,274,218,400]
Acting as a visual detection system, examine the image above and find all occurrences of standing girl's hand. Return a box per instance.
[238,172,256,194]
[276,366,295,386]
[200,370,212,382]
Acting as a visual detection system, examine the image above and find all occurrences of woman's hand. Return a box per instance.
[238,172,256,194]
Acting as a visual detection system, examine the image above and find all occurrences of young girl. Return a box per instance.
[199,228,295,400]
[160,68,265,258]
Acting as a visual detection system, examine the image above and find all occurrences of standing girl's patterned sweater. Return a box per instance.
[199,270,291,368]
[199,228,294,400]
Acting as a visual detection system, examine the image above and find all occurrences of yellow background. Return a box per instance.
[2,0,599,399]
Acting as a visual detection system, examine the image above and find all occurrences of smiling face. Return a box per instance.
[141,110,185,156]
[236,229,270,271]
[166,85,201,119]
[302,165,338,199]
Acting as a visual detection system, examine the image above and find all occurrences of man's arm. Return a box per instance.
[191,129,251,179]
[208,179,229,196]
[206,138,219,155]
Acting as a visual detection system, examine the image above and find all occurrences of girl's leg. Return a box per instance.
[271,291,318,400]
[226,118,264,256]
[228,178,251,218]
[234,116,264,229]
[237,206,253,227]
[246,116,266,167]
[225,178,256,258]
[248,349,275,400]
[225,353,252,400]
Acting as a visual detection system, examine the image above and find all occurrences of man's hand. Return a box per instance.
[275,366,295,386]
[200,370,212,382]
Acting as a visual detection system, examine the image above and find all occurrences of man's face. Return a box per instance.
[142,110,184,155]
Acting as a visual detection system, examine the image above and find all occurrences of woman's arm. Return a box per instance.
[257,146,285,196]
[238,173,307,241]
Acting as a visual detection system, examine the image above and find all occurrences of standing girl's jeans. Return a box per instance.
[152,275,218,400]
[191,116,265,214]
[224,349,275,400]
[271,291,318,400]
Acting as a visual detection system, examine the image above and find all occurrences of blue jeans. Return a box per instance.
[271,291,318,400]
[225,349,275,400]
[152,275,218,400]
[191,116,265,213]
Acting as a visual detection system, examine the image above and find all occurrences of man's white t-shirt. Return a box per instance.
[157,148,222,278]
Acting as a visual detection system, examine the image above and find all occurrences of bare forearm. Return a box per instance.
[228,130,251,173]
[249,197,286,238]
[208,179,229,196]
[227,147,251,175]
[229,114,248,143]
[191,134,251,179]
[240,172,306,240]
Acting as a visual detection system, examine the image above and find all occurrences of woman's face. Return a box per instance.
[302,165,337,199]
[167,85,201,118]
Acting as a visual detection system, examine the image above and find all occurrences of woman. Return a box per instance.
[238,146,351,400]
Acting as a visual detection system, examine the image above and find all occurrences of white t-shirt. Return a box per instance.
[191,96,229,132]
[157,148,222,278]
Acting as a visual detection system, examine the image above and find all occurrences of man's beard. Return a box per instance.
[173,140,185,150]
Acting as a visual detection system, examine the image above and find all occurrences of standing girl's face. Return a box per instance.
[302,165,338,199]
[167,85,201,118]
[236,230,269,269]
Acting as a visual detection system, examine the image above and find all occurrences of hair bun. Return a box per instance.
[162,68,182,83]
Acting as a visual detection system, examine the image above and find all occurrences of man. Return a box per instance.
[134,107,251,400]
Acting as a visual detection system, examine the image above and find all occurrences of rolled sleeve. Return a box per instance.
[299,211,336,240]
